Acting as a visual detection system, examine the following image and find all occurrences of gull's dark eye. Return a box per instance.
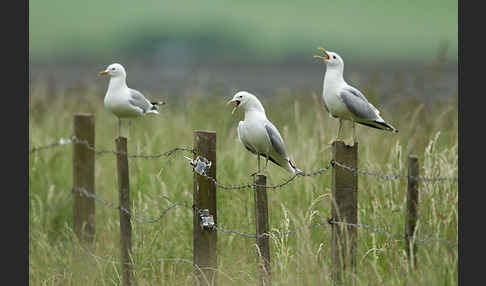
[333,56,336,59]
[111,68,115,70]
[239,95,242,98]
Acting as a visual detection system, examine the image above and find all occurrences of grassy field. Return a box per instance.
[29,82,457,285]
[29,0,457,64]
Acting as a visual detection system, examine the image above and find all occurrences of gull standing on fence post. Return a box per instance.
[228,91,302,175]
[314,48,397,145]
[99,63,164,137]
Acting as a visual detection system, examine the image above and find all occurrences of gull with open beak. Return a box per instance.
[228,91,301,175]
[99,63,165,136]
[314,47,397,144]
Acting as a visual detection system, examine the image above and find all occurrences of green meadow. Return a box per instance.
[29,0,457,64]
[29,1,458,283]
[29,80,457,284]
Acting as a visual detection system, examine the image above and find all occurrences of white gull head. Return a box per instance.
[227,91,265,114]
[314,48,344,74]
[99,63,127,78]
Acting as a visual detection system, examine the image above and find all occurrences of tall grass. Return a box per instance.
[29,85,457,285]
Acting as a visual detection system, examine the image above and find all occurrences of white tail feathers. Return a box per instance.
[145,110,159,115]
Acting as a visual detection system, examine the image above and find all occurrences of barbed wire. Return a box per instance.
[331,160,458,182]
[328,219,457,248]
[213,226,258,238]
[29,136,457,183]
[197,162,334,191]
[216,220,457,248]
[42,187,456,249]
[29,136,195,158]
[69,187,327,239]
[73,187,190,223]
[71,136,195,158]
[192,159,456,192]
[188,205,457,247]
[29,137,73,153]
[215,221,333,239]
[31,135,457,273]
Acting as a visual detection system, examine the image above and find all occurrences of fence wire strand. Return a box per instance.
[31,135,458,257]
[71,187,457,247]
[331,160,458,182]
[193,159,456,192]
[29,136,458,183]
[197,162,334,191]
[73,187,189,223]
[71,136,195,158]
[328,219,457,247]
[29,136,195,158]
[29,138,73,153]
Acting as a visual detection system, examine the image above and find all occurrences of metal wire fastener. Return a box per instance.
[185,156,212,176]
[199,209,215,230]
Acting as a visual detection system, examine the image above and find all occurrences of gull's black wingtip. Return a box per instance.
[356,121,398,133]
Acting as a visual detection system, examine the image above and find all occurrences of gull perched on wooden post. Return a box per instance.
[99,63,164,136]
[314,48,397,144]
[227,91,301,175]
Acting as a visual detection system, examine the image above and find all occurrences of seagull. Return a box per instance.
[227,91,301,175]
[314,48,397,144]
[99,63,164,136]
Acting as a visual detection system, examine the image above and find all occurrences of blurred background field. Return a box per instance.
[29,1,458,285]
[29,0,457,98]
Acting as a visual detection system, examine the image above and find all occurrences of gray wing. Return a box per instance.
[264,121,289,159]
[128,88,152,113]
[237,122,257,155]
[340,86,380,120]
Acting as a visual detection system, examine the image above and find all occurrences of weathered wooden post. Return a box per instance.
[405,155,419,269]
[72,114,95,243]
[331,141,358,284]
[116,137,132,286]
[254,174,271,286]
[193,131,218,285]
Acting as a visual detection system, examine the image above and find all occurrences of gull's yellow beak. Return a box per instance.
[227,99,240,114]
[98,71,108,76]
[314,47,330,61]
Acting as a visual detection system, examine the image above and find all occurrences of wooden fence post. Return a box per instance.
[116,137,132,286]
[331,141,358,284]
[73,114,95,243]
[254,174,271,286]
[193,131,218,285]
[405,155,419,269]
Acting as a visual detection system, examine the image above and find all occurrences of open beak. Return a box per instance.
[313,47,330,61]
[98,70,108,76]
[227,99,241,114]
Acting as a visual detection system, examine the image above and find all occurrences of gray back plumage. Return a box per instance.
[264,122,289,159]
[128,88,152,113]
[340,86,380,120]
